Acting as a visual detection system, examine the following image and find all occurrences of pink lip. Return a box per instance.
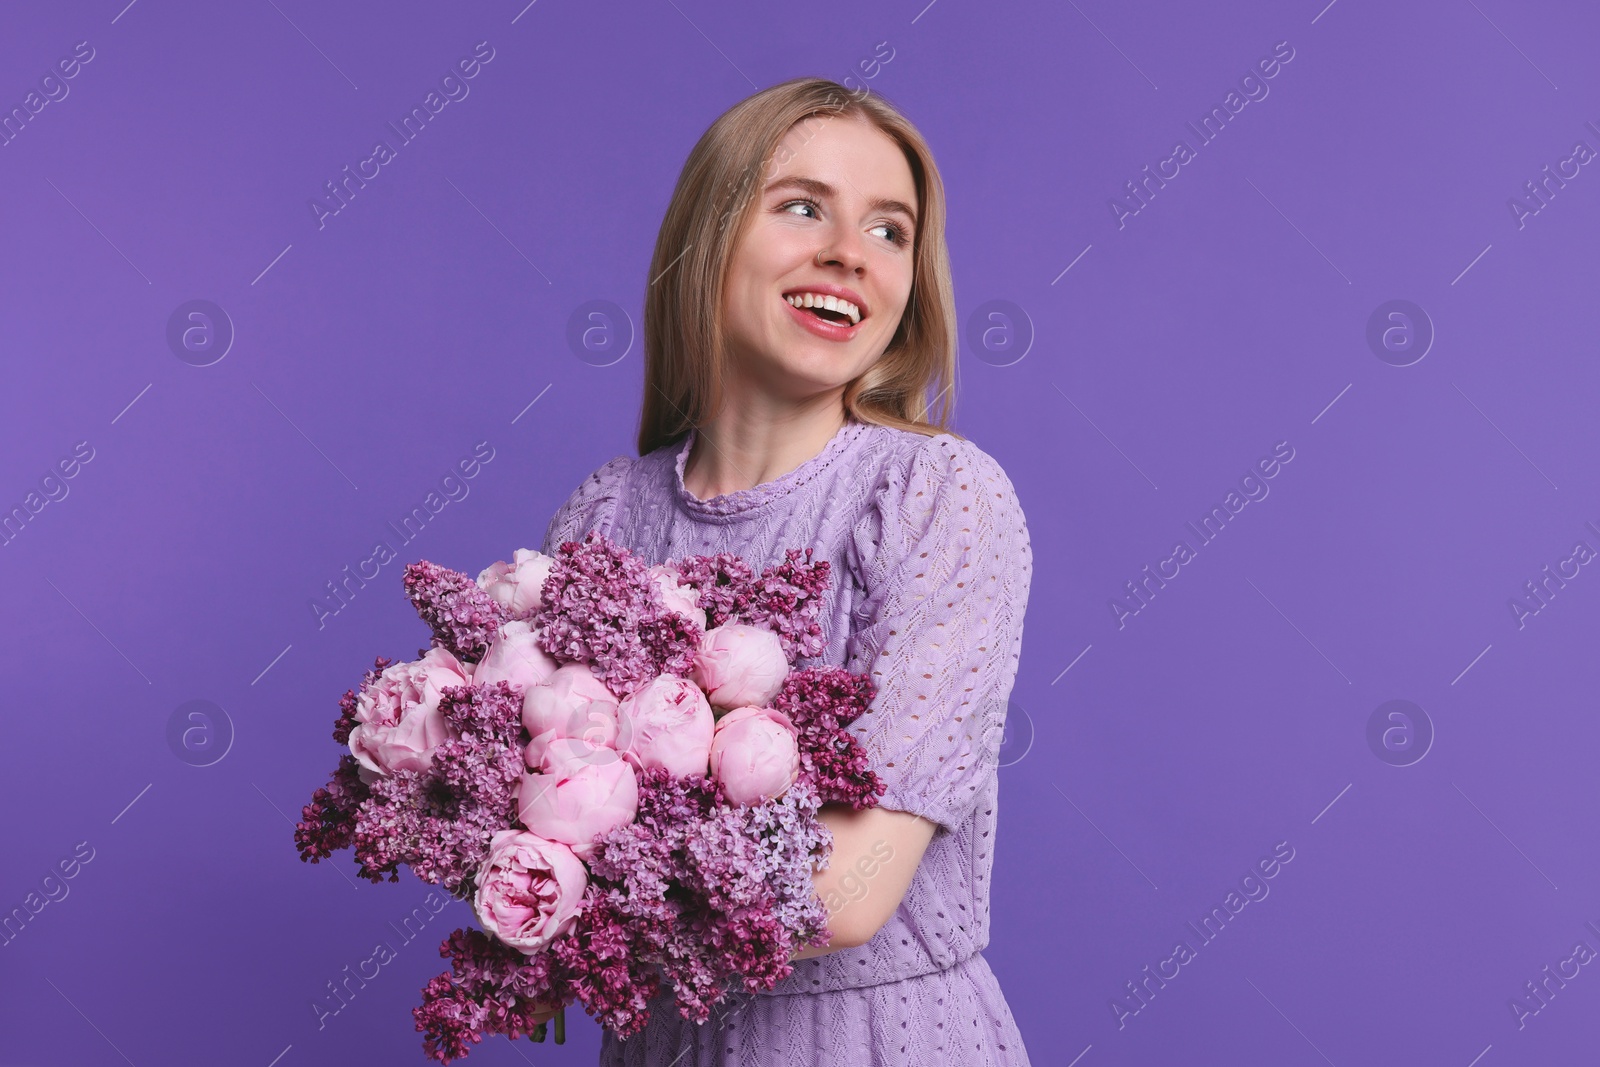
[782,295,865,342]
[780,283,869,321]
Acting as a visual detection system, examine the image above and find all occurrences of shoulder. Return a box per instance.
[853,423,1025,526]
[848,424,1029,581]
[541,453,636,554]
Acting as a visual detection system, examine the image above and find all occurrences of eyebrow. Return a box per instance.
[765,175,918,230]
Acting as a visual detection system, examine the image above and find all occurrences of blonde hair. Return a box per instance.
[636,76,959,456]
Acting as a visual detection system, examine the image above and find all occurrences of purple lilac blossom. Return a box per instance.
[301,538,882,1062]
[772,666,887,810]
[335,681,526,893]
[532,533,699,696]
[404,560,512,663]
[673,548,831,662]
[415,928,567,1063]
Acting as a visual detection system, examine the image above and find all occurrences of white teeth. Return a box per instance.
[785,293,862,325]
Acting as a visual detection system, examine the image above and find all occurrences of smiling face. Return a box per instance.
[718,112,919,406]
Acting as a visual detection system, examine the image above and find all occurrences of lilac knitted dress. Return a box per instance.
[541,416,1034,1067]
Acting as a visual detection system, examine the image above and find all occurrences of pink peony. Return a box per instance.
[471,619,560,694]
[516,759,639,860]
[521,663,621,771]
[538,734,625,774]
[347,647,473,776]
[708,706,800,805]
[648,564,706,631]
[691,624,789,711]
[471,828,588,954]
[476,548,556,618]
[614,674,715,778]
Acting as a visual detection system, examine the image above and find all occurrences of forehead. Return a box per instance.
[766,113,917,206]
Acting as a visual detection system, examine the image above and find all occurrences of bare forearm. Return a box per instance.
[789,802,935,961]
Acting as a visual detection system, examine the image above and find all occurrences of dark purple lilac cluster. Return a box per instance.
[297,680,525,894]
[773,667,887,810]
[674,546,832,661]
[403,560,511,663]
[530,532,700,697]
[293,532,883,1063]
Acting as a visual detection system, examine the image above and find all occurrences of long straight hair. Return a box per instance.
[636,77,959,457]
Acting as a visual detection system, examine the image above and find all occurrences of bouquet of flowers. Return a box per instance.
[293,531,885,1062]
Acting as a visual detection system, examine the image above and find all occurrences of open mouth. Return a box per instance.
[803,304,852,325]
[782,290,866,327]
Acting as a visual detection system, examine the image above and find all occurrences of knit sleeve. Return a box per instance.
[843,435,1033,834]
[540,455,633,555]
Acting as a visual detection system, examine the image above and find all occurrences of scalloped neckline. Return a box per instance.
[674,418,867,519]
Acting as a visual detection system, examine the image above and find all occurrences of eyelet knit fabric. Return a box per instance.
[541,417,1034,1066]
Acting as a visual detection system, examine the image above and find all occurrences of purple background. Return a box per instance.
[2,1,1596,1064]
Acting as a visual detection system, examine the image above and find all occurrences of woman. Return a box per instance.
[542,76,1034,1066]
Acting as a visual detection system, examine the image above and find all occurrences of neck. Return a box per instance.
[683,396,848,499]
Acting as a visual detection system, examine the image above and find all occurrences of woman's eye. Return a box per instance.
[871,222,910,246]
[781,198,909,247]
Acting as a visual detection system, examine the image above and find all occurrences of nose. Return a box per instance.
[815,225,867,274]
